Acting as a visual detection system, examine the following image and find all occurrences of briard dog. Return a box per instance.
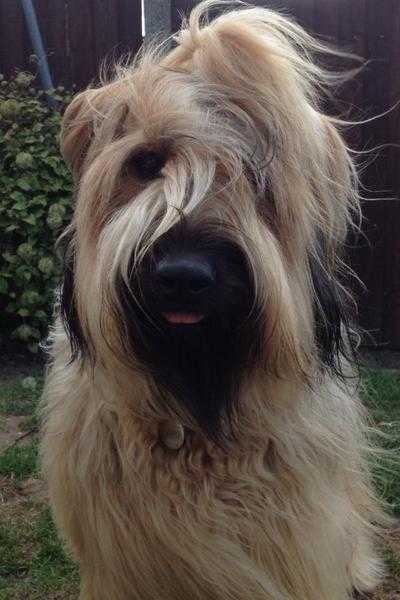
[41,2,385,598]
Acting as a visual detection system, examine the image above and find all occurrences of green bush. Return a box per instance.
[0,72,73,352]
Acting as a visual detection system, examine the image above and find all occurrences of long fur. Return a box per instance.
[41,2,386,598]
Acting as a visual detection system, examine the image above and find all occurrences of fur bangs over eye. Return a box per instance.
[125,149,167,181]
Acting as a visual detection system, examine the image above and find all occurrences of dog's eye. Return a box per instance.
[126,150,166,181]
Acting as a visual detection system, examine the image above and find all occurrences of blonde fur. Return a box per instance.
[41,2,385,598]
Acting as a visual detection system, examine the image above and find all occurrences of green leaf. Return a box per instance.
[16,177,31,191]
[22,214,36,226]
[14,72,34,87]
[15,151,34,168]
[31,195,47,206]
[10,191,25,203]
[35,310,47,321]
[0,98,21,118]
[38,257,54,275]
[12,324,33,341]
[2,252,17,264]
[0,278,8,294]
[17,243,35,260]
[11,202,28,212]
[21,290,40,306]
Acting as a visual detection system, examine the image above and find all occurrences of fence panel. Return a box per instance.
[0,0,142,89]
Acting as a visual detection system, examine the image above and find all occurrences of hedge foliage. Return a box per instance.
[0,72,73,352]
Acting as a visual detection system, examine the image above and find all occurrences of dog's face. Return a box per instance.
[59,3,358,437]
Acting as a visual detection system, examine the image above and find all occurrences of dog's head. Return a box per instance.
[59,1,359,437]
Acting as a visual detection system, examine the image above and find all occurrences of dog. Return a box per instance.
[40,2,386,598]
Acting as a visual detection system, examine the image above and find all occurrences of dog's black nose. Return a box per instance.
[155,255,215,297]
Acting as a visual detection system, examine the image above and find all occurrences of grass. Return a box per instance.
[0,441,38,482]
[0,373,79,599]
[0,505,79,600]
[0,367,398,598]
[0,375,43,416]
[361,369,400,515]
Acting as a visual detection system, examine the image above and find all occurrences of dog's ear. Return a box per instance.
[310,117,358,375]
[61,90,96,176]
[58,234,89,361]
[61,86,118,176]
[309,250,353,375]
[61,82,129,178]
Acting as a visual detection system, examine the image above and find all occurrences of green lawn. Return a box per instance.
[0,368,399,599]
[362,369,400,515]
[0,376,79,600]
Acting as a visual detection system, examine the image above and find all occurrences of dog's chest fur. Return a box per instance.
[44,355,358,600]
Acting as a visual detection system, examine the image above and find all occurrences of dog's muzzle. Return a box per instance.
[153,253,216,325]
[116,228,263,436]
[127,227,255,334]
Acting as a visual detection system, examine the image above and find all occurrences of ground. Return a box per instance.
[0,367,79,599]
[0,364,399,599]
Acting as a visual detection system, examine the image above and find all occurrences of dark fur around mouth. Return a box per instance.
[115,226,264,440]
[59,226,356,440]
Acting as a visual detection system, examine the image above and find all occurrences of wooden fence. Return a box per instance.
[1,0,399,349]
[0,0,142,89]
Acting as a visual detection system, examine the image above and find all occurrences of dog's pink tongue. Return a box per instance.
[164,312,204,324]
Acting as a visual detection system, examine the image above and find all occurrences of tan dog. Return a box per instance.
[41,2,385,598]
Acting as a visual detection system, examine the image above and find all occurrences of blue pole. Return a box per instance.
[20,0,57,107]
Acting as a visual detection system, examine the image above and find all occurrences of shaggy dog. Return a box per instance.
[41,2,385,598]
